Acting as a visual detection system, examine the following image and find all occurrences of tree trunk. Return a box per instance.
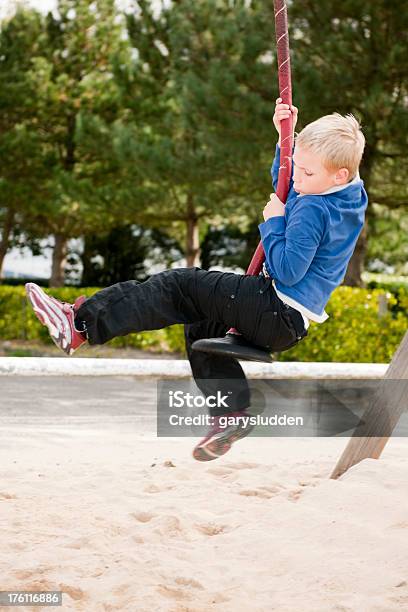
[50,233,68,287]
[185,194,200,267]
[343,145,375,287]
[0,207,15,279]
[48,114,76,287]
[343,223,367,287]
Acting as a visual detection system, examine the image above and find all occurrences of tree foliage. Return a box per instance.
[0,0,406,286]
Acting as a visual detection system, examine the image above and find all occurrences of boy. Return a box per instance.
[25,99,367,461]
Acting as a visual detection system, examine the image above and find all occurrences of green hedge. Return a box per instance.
[0,285,407,363]
[278,285,407,363]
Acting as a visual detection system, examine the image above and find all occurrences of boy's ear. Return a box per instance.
[335,167,350,184]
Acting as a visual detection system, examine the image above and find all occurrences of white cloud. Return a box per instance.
[0,0,160,20]
[0,1,57,20]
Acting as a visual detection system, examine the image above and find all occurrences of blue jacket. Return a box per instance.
[258,145,368,317]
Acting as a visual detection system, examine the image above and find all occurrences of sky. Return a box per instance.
[0,0,147,20]
[0,1,57,20]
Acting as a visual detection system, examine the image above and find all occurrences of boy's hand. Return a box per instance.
[273,97,298,145]
[263,193,285,220]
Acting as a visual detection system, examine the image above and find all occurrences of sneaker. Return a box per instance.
[192,411,254,462]
[25,283,87,355]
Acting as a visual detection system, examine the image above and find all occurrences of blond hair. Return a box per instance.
[295,113,365,178]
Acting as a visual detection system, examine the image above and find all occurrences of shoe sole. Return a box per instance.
[193,423,255,462]
[25,283,73,355]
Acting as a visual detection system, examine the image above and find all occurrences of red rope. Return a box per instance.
[228,0,293,334]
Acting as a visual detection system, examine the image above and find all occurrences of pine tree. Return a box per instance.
[26,0,129,286]
[115,0,279,266]
[289,0,408,285]
[0,8,46,276]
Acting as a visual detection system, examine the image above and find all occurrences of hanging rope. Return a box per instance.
[228,0,293,333]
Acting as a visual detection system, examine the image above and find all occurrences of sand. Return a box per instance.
[0,380,407,611]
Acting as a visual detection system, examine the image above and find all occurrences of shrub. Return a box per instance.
[277,286,407,363]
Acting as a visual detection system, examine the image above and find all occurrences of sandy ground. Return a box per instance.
[0,377,407,612]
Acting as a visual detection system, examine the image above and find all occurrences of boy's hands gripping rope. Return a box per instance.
[263,99,298,221]
[273,97,298,146]
[263,193,285,221]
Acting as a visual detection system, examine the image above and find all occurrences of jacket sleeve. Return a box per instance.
[258,197,327,286]
[271,144,294,192]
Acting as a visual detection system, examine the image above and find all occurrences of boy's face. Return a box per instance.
[292,145,349,196]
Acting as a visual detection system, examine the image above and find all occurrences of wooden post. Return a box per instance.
[330,330,408,479]
[377,293,388,317]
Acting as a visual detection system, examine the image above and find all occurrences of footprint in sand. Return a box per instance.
[389,521,408,530]
[157,584,192,601]
[205,466,241,482]
[144,483,175,494]
[14,568,51,580]
[206,466,234,476]
[14,570,36,580]
[64,537,92,550]
[131,511,155,523]
[298,480,317,487]
[388,594,408,606]
[156,577,204,603]
[194,522,228,536]
[210,591,232,604]
[59,584,86,601]
[153,515,184,537]
[174,577,204,590]
[238,485,282,499]
[129,514,184,539]
[224,461,260,470]
[287,488,304,501]
[15,579,55,592]
[0,492,17,499]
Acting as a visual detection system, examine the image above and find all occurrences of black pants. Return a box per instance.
[76,267,307,416]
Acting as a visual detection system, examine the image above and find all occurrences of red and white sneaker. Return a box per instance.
[25,283,87,355]
[192,411,254,462]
